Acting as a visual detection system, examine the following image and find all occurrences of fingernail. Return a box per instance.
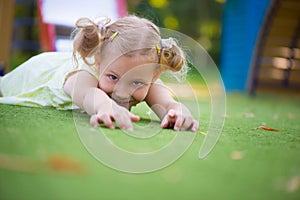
[169,110,174,116]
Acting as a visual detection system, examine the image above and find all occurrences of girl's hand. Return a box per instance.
[90,101,140,131]
[160,105,199,132]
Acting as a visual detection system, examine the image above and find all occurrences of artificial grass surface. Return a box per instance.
[0,92,300,200]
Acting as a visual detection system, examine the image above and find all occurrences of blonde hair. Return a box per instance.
[72,15,187,75]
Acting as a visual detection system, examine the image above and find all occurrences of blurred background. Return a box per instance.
[0,0,222,72]
[0,0,299,94]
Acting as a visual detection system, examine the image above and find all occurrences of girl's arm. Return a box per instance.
[64,71,139,130]
[145,79,198,132]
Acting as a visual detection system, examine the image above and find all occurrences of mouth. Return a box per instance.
[114,99,137,109]
[109,94,139,109]
[116,101,130,106]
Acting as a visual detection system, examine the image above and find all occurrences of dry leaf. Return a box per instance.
[286,113,296,119]
[0,153,84,174]
[230,151,244,160]
[286,176,299,192]
[46,154,84,174]
[244,112,255,118]
[197,131,207,136]
[256,125,280,132]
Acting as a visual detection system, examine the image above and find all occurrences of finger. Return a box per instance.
[174,116,184,131]
[100,114,115,129]
[180,117,194,131]
[161,115,171,128]
[161,109,175,128]
[114,112,133,131]
[90,114,101,127]
[167,109,176,118]
[129,112,140,122]
[161,110,177,128]
[191,120,199,132]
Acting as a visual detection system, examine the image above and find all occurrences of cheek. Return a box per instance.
[98,78,114,94]
[132,86,150,101]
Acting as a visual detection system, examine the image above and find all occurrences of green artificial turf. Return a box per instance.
[0,92,300,200]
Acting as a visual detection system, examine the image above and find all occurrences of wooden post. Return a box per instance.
[0,0,14,73]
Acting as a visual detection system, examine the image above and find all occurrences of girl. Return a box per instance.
[0,16,198,132]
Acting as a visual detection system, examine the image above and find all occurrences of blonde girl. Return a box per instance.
[0,15,198,132]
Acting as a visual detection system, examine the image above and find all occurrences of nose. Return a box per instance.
[112,84,131,101]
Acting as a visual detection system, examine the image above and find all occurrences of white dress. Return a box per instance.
[0,52,98,110]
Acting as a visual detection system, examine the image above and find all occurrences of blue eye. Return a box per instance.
[108,74,118,81]
[132,81,145,87]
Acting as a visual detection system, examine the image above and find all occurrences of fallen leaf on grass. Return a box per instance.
[197,131,207,136]
[286,176,300,192]
[46,154,84,174]
[286,113,296,119]
[0,153,84,174]
[244,112,255,118]
[230,151,244,160]
[256,125,280,132]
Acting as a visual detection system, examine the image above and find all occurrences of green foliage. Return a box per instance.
[9,0,222,70]
[128,0,223,64]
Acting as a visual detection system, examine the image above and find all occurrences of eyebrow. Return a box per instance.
[107,69,120,77]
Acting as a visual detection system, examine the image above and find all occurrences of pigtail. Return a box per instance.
[159,38,185,72]
[72,17,109,66]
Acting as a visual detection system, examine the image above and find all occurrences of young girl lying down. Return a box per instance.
[0,16,198,132]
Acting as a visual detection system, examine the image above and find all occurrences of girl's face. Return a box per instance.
[98,55,160,109]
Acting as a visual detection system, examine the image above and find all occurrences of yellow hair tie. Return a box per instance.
[109,32,119,42]
[156,44,162,63]
[156,44,161,55]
